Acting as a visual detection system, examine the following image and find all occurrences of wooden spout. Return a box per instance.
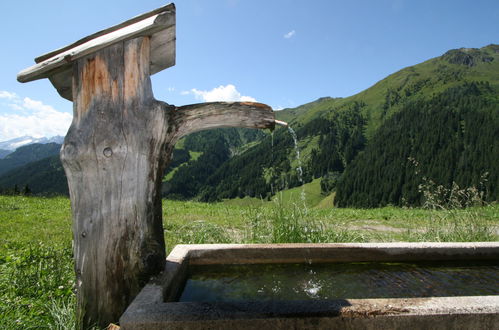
[274,119,288,127]
[172,101,275,140]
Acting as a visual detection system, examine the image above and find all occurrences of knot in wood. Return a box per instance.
[81,231,87,238]
[103,147,113,157]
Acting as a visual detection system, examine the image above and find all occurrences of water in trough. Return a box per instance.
[179,261,499,302]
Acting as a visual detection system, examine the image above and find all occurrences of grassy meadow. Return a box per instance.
[0,191,498,329]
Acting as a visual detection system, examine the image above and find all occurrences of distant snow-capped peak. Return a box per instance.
[0,135,64,151]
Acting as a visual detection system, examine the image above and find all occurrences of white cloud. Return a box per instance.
[0,91,18,100]
[8,103,24,111]
[284,30,296,39]
[0,92,72,141]
[185,84,257,102]
[22,97,60,112]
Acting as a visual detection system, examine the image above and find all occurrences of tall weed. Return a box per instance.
[245,195,364,244]
[164,220,230,251]
[48,297,76,330]
[407,165,494,241]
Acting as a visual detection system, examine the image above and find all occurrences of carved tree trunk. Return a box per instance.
[60,36,274,328]
[61,37,166,328]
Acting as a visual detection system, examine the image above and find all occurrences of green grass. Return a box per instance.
[189,150,202,161]
[223,178,326,209]
[163,150,203,182]
[163,196,498,249]
[1,195,498,329]
[270,179,324,208]
[0,196,71,251]
[0,196,74,329]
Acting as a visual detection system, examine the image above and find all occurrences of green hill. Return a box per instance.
[0,128,266,197]
[336,81,498,207]
[277,44,499,134]
[0,143,61,176]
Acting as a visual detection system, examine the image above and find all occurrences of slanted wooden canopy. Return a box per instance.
[17,3,176,100]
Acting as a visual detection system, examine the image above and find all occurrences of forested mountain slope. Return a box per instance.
[1,44,498,207]
[277,44,499,137]
[0,155,67,195]
[336,81,498,207]
[164,44,499,206]
[0,143,61,176]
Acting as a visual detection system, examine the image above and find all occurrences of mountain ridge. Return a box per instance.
[0,135,64,151]
[276,44,499,136]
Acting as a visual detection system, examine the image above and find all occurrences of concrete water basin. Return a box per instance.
[120,242,499,329]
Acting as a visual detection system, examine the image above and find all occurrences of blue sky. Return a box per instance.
[0,0,498,141]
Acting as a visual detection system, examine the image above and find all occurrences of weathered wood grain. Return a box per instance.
[17,3,277,328]
[60,36,274,328]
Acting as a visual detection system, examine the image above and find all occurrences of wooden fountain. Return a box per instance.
[17,3,276,328]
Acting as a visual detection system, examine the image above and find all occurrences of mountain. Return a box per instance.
[2,44,498,206]
[162,44,499,206]
[0,149,10,159]
[0,143,62,176]
[0,128,265,196]
[335,81,498,207]
[0,155,68,195]
[162,128,266,199]
[0,135,64,152]
[276,45,499,135]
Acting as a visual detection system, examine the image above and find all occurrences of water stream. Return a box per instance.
[287,126,306,202]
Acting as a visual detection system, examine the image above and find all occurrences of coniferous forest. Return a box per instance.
[335,81,498,207]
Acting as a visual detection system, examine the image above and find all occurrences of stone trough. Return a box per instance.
[120,242,499,329]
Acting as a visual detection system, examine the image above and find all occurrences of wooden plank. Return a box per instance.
[44,25,175,101]
[17,9,175,83]
[150,26,175,75]
[35,3,175,63]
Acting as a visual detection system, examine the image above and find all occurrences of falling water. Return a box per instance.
[287,126,306,202]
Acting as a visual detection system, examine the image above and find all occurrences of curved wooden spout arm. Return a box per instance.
[172,101,275,140]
